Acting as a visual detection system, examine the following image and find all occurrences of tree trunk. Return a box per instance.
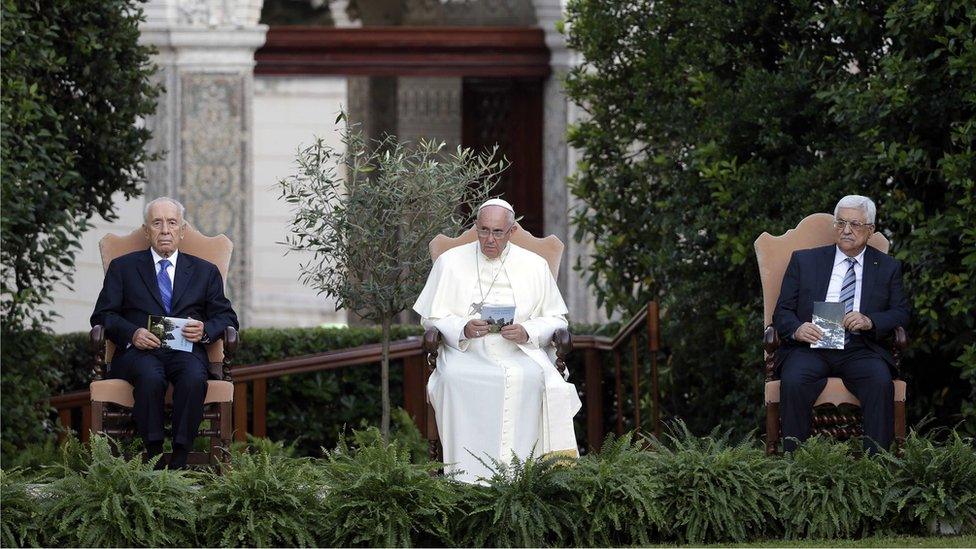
[381,316,391,442]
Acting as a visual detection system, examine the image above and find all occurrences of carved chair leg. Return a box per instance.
[765,403,781,455]
[218,401,233,468]
[90,401,105,438]
[894,400,906,455]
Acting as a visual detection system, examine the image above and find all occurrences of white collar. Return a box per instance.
[833,245,865,267]
[151,247,179,268]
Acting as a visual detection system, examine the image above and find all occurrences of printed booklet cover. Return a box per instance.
[481,304,516,333]
[811,301,846,350]
[147,315,194,352]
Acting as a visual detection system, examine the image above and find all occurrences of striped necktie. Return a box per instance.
[839,257,857,341]
[157,259,172,314]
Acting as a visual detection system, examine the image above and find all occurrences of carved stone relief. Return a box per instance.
[179,73,250,314]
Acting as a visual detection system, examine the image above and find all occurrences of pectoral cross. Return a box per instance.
[469,302,483,315]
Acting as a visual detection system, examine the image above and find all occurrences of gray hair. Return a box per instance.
[834,195,876,225]
[477,205,516,226]
[144,197,186,224]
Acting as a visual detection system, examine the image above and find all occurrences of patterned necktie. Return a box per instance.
[157,259,172,314]
[839,257,857,341]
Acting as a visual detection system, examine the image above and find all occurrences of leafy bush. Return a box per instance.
[564,0,976,438]
[1,468,42,547]
[773,437,890,539]
[451,452,576,547]
[885,430,976,534]
[196,450,322,547]
[316,427,454,547]
[40,436,198,546]
[565,433,666,545]
[647,422,776,543]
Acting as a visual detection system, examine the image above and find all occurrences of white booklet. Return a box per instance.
[480,304,516,334]
[147,315,194,353]
[811,301,846,350]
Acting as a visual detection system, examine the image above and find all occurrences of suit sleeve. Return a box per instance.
[866,259,910,338]
[203,266,239,341]
[90,259,140,348]
[772,251,803,342]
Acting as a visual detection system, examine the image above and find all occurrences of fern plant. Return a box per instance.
[565,433,667,546]
[646,421,777,544]
[196,450,322,547]
[884,430,976,534]
[315,427,454,547]
[39,435,198,546]
[229,434,299,458]
[451,450,577,547]
[1,468,42,547]
[772,436,890,539]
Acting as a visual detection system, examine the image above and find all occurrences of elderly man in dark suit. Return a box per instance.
[773,195,910,452]
[91,197,238,468]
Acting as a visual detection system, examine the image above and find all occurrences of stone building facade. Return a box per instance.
[48,0,607,333]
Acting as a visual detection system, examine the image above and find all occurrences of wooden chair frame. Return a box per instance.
[755,213,907,455]
[88,223,238,468]
[420,224,573,461]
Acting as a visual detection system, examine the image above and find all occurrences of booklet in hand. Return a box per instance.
[811,301,846,350]
[147,315,195,353]
[480,304,516,334]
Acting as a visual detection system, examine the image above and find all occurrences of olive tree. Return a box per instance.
[278,115,507,438]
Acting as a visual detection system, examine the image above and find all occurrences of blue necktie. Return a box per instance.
[839,257,857,342]
[157,259,172,314]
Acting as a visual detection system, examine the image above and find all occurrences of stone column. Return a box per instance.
[140,0,267,325]
[533,0,607,323]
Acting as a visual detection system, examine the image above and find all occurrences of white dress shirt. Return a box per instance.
[150,248,179,287]
[825,245,865,312]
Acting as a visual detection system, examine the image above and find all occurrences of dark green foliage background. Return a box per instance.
[0,0,159,460]
[563,0,976,437]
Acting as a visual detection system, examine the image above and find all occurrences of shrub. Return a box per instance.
[316,427,454,547]
[565,433,667,545]
[40,436,198,546]
[1,468,42,547]
[564,0,976,438]
[197,451,322,547]
[773,437,890,539]
[647,422,776,543]
[451,452,576,547]
[885,430,976,534]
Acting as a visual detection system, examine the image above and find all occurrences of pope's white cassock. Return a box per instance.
[413,240,582,483]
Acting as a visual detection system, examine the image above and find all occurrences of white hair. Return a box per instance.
[834,195,876,224]
[477,205,516,226]
[144,197,186,224]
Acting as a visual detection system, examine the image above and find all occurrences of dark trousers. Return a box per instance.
[780,339,893,453]
[110,348,209,447]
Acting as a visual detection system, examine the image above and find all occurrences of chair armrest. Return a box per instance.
[891,326,907,379]
[423,327,442,369]
[220,326,238,381]
[90,325,106,381]
[552,328,571,375]
[763,325,779,381]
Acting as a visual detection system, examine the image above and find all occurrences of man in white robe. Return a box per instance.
[413,199,582,483]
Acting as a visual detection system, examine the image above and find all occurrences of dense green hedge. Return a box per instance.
[3,427,974,547]
[7,324,625,459]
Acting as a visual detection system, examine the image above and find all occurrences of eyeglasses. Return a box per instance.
[476,226,512,239]
[832,218,874,232]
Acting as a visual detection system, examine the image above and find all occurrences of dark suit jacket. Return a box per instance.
[90,249,239,369]
[773,244,910,371]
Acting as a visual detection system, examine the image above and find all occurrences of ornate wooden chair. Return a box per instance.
[754,213,907,455]
[420,224,573,460]
[88,223,238,468]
